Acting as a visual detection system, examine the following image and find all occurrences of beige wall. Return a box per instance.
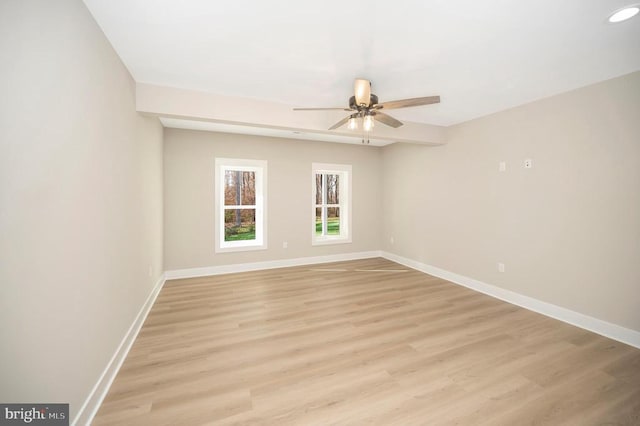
[382,71,640,331]
[0,0,163,421]
[164,129,382,270]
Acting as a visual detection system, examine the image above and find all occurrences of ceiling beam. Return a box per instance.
[136,83,447,146]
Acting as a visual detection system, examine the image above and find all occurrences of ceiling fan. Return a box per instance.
[293,78,440,133]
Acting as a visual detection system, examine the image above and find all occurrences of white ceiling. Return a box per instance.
[84,0,640,131]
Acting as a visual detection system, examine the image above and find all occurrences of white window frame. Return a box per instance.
[312,163,352,246]
[215,158,267,253]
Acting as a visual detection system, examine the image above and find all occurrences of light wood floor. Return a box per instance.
[93,258,640,425]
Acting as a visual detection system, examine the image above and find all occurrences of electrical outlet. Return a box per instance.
[283,241,288,249]
[499,161,506,172]
[498,263,505,273]
[524,159,533,169]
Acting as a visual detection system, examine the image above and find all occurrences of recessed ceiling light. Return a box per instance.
[608,6,640,23]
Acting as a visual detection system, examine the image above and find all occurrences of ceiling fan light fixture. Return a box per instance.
[347,115,358,130]
[363,113,375,132]
[608,6,639,22]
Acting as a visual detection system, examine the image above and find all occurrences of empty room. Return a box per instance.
[2,0,640,425]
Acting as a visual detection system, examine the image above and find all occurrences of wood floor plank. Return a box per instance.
[93,258,640,425]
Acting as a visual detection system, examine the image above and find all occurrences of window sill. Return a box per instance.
[311,237,352,246]
[215,244,268,254]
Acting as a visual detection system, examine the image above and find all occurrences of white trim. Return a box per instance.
[165,251,381,280]
[381,251,640,349]
[72,274,167,426]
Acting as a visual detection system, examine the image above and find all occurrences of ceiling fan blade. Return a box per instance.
[378,95,440,110]
[373,111,403,128]
[354,78,371,106]
[293,107,352,111]
[328,116,350,130]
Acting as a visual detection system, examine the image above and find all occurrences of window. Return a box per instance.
[312,163,352,245]
[215,158,267,252]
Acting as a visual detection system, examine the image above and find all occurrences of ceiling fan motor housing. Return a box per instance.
[349,94,379,110]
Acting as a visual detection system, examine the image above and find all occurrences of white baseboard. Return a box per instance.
[381,251,640,349]
[164,251,383,280]
[72,274,167,426]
